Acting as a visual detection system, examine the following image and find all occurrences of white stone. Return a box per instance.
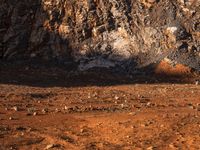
[167,26,178,34]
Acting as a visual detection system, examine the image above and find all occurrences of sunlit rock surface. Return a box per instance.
[0,0,199,70]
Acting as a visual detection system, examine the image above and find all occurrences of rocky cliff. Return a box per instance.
[0,0,199,71]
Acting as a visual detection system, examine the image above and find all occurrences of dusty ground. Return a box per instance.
[0,61,200,150]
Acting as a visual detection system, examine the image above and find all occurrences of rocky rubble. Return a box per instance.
[0,0,199,71]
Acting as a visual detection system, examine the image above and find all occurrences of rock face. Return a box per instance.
[0,0,200,70]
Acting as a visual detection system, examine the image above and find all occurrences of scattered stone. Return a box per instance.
[21,132,25,136]
[146,102,151,106]
[88,93,91,99]
[120,104,125,108]
[64,106,68,110]
[195,80,199,85]
[27,128,34,132]
[33,112,37,116]
[141,124,146,127]
[129,112,136,115]
[131,125,135,129]
[42,108,48,113]
[80,128,88,133]
[126,135,130,138]
[114,96,119,100]
[160,124,164,128]
[80,129,84,133]
[13,106,19,111]
[55,108,60,113]
[147,146,154,150]
[45,144,56,150]
[9,146,16,150]
[169,144,176,148]
[9,117,13,120]
[187,103,195,109]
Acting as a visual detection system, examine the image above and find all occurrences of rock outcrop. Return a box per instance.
[0,0,199,71]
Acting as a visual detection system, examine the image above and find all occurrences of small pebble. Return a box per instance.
[147,146,154,150]
[64,106,68,110]
[129,112,136,115]
[169,144,175,148]
[13,106,18,111]
[147,102,151,106]
[160,124,164,128]
[88,94,91,99]
[120,104,125,108]
[114,96,119,100]
[42,108,48,113]
[55,108,60,113]
[80,128,87,133]
[187,103,195,109]
[45,144,55,150]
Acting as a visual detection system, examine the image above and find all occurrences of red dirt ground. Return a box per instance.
[0,62,200,150]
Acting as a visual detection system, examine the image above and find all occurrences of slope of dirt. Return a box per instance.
[0,62,200,150]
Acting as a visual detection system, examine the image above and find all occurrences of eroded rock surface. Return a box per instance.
[0,0,199,70]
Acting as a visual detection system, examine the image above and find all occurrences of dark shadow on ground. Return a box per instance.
[0,60,199,88]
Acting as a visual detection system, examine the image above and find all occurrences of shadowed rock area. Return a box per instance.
[0,0,199,71]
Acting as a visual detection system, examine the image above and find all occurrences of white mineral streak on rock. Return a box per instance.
[79,58,116,71]
[167,27,178,34]
[108,28,132,60]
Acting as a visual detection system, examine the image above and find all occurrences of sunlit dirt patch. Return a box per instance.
[155,60,195,77]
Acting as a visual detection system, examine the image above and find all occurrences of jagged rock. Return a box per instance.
[0,0,199,71]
